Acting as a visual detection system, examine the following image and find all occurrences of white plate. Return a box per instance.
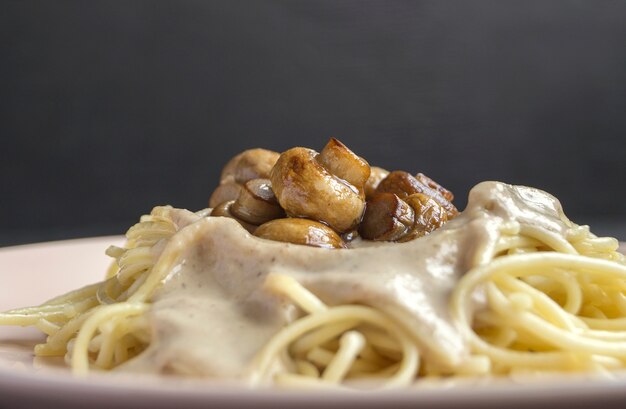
[1,237,626,409]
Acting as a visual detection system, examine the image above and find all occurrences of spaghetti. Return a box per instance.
[1,183,626,388]
[0,206,179,373]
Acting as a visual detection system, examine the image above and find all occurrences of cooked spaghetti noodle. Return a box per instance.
[0,206,178,372]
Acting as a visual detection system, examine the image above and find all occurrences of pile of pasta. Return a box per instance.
[249,223,626,388]
[456,222,626,378]
[2,204,625,388]
[0,207,177,372]
[1,140,625,389]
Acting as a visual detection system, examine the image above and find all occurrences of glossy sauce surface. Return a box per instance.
[119,181,570,379]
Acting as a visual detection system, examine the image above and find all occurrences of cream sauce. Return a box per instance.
[118,181,570,379]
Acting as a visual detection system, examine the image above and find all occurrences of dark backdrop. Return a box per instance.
[1,0,625,246]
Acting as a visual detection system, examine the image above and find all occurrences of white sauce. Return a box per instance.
[118,181,570,379]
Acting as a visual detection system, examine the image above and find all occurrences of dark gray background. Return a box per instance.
[1,0,625,246]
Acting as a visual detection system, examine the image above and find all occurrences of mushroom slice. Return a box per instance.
[365,166,390,199]
[359,192,415,241]
[270,147,366,233]
[375,171,425,199]
[230,178,285,225]
[376,171,458,218]
[209,182,242,208]
[402,193,448,241]
[210,201,257,233]
[254,218,346,249]
[317,138,371,190]
[416,173,454,201]
[432,193,458,219]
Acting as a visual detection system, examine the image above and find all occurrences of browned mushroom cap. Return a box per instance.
[210,201,257,233]
[364,166,390,199]
[376,171,458,218]
[230,178,285,225]
[359,192,415,241]
[432,193,458,219]
[270,146,366,233]
[219,148,280,184]
[415,173,454,201]
[254,218,346,249]
[209,182,242,208]
[210,148,280,208]
[376,171,424,199]
[317,138,371,189]
[401,193,448,241]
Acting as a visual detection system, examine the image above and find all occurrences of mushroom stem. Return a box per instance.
[317,138,371,190]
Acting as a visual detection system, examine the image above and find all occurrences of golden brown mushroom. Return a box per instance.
[270,141,369,233]
[210,201,257,233]
[231,149,280,184]
[401,193,448,241]
[209,141,458,244]
[230,178,285,225]
[376,171,458,218]
[364,166,390,199]
[317,138,371,189]
[218,148,280,184]
[415,172,454,202]
[376,171,424,199]
[359,192,415,241]
[209,148,280,208]
[254,218,346,249]
[209,182,242,208]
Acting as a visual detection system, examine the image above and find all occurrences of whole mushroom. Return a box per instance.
[209,148,280,208]
[270,139,370,233]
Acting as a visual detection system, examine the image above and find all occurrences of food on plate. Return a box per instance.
[1,139,625,389]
